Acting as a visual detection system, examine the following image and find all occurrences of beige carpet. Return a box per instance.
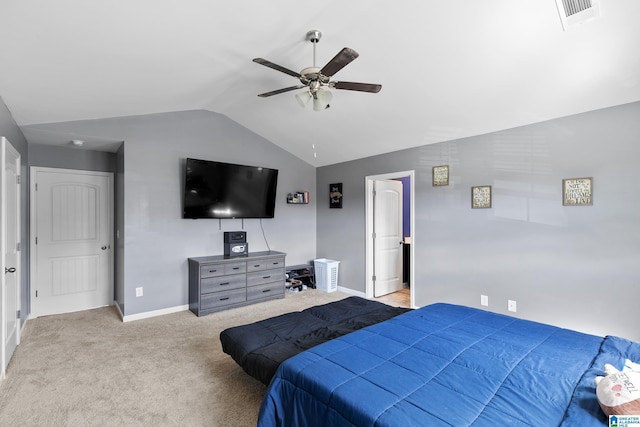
[0,290,350,426]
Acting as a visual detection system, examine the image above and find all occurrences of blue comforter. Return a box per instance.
[258,303,640,426]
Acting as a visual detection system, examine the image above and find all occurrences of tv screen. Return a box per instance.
[183,158,278,219]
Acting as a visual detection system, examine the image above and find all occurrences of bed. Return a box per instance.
[258,303,640,426]
[220,296,411,385]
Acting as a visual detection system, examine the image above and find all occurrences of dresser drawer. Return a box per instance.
[201,274,245,294]
[247,281,284,301]
[247,261,267,272]
[200,288,246,310]
[200,263,225,278]
[225,262,246,275]
[247,268,284,287]
[247,257,285,272]
[268,257,285,270]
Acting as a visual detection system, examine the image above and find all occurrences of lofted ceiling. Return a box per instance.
[1,0,639,166]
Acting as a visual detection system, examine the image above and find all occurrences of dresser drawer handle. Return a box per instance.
[220,297,230,301]
[220,282,230,286]
[262,289,271,293]
[272,262,279,265]
[262,275,271,279]
[208,269,218,273]
[232,267,240,270]
[253,264,261,268]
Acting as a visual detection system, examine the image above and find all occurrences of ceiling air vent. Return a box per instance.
[555,0,601,31]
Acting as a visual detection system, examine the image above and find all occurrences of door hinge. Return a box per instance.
[372,232,376,239]
[372,275,376,282]
[16,242,20,251]
[35,237,38,245]
[36,290,38,298]
[17,310,20,319]
[16,175,21,184]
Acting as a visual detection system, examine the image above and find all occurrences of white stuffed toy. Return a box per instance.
[594,360,640,416]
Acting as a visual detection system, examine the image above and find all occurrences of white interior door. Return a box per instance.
[1,137,21,379]
[373,179,403,297]
[31,167,113,318]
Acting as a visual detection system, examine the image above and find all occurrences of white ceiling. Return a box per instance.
[1,0,639,166]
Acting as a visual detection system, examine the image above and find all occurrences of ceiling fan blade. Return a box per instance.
[253,58,301,78]
[320,48,359,78]
[257,85,306,97]
[332,81,382,93]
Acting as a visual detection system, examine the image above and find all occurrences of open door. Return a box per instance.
[1,137,21,379]
[372,180,404,297]
[365,171,414,306]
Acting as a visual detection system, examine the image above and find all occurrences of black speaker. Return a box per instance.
[224,242,248,257]
[224,231,247,244]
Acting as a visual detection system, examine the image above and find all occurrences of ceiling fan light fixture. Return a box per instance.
[295,90,312,107]
[313,88,332,111]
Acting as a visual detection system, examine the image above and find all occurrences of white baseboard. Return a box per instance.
[117,303,189,323]
[336,286,365,298]
[113,301,124,318]
[20,315,28,334]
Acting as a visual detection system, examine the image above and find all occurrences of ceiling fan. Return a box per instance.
[253,30,382,111]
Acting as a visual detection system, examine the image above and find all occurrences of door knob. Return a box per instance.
[5,267,16,274]
[101,246,108,250]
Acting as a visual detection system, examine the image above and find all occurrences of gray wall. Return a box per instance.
[317,101,640,341]
[0,96,30,320]
[29,110,317,316]
[28,143,117,171]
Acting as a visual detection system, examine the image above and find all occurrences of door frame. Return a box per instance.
[365,170,415,307]
[1,137,21,380]
[29,167,114,318]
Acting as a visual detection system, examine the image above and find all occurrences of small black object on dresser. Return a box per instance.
[223,231,248,257]
[188,251,286,316]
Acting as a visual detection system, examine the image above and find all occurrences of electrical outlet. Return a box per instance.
[508,300,517,312]
[481,295,489,306]
[136,287,143,297]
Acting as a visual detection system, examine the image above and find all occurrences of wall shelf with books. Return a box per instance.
[287,191,310,204]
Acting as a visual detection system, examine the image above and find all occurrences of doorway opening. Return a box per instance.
[365,170,414,308]
[30,167,114,318]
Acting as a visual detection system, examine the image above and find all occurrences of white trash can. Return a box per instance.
[313,258,340,293]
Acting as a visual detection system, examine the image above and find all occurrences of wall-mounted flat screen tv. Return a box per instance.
[183,158,278,219]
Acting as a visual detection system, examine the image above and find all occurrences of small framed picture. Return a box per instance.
[329,183,343,208]
[471,185,492,209]
[432,165,449,186]
[563,177,592,206]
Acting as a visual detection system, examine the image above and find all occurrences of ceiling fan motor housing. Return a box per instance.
[299,67,324,88]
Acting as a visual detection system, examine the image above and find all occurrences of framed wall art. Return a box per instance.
[471,185,492,209]
[563,177,592,206]
[432,165,449,186]
[329,183,343,208]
